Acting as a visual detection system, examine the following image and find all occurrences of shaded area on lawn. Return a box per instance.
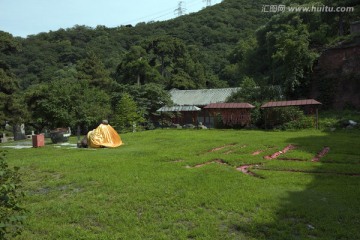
[234,131,360,240]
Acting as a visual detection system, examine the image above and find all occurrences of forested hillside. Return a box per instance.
[0,0,359,132]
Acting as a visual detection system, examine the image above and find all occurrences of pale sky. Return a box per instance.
[0,0,222,38]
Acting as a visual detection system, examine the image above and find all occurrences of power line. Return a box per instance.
[120,5,178,25]
[120,0,221,26]
[150,0,203,22]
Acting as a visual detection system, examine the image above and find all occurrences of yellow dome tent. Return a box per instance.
[87,121,123,148]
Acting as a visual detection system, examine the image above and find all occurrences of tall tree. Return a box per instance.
[115,46,162,85]
[113,93,144,132]
[256,13,318,97]
[76,52,114,90]
[24,79,111,131]
[0,32,26,126]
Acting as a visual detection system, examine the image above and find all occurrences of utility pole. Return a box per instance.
[174,1,186,17]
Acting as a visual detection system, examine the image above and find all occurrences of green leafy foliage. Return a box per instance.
[282,116,315,129]
[264,106,307,129]
[24,79,111,131]
[254,13,318,97]
[115,45,163,85]
[227,77,260,102]
[1,0,360,130]
[0,31,27,126]
[113,93,145,133]
[76,52,115,90]
[111,83,172,120]
[0,151,25,239]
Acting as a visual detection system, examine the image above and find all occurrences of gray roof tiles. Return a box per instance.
[170,88,240,106]
[157,106,201,112]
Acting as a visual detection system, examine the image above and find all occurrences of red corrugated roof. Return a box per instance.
[204,103,255,109]
[261,99,322,108]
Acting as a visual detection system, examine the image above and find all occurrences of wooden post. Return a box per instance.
[77,125,80,141]
[161,112,163,129]
[206,110,209,127]
[264,108,267,130]
[196,111,198,125]
[316,108,319,129]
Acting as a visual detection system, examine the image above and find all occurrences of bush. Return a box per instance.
[265,106,304,129]
[319,110,360,130]
[0,151,26,239]
[282,116,315,130]
[319,117,339,129]
[251,102,263,127]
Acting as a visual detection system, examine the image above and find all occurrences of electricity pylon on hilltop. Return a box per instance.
[174,1,186,17]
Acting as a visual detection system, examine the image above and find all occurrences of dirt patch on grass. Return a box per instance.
[236,164,264,178]
[264,145,296,160]
[187,159,263,178]
[252,150,263,155]
[193,159,227,168]
[209,144,237,152]
[312,147,330,162]
[236,164,256,175]
[236,165,253,175]
[252,146,276,156]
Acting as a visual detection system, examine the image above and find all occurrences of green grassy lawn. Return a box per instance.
[2,129,360,239]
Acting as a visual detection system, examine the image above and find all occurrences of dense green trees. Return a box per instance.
[111,83,172,129]
[24,79,111,131]
[114,35,222,89]
[1,0,359,131]
[115,46,162,85]
[228,0,359,99]
[256,13,318,97]
[0,32,26,126]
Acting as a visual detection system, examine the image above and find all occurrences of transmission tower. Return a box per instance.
[174,1,186,17]
[203,0,212,7]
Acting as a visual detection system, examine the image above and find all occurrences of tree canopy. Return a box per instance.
[1,0,359,130]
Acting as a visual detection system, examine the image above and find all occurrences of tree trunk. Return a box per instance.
[338,13,344,36]
[137,74,141,85]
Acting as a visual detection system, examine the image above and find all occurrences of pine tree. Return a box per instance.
[113,93,144,132]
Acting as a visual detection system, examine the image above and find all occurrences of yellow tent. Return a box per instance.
[87,123,123,148]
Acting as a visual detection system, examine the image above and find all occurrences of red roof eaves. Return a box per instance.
[261,99,322,108]
[204,103,255,109]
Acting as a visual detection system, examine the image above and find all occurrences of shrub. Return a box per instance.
[319,110,360,130]
[264,106,304,129]
[283,116,315,130]
[0,151,26,239]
